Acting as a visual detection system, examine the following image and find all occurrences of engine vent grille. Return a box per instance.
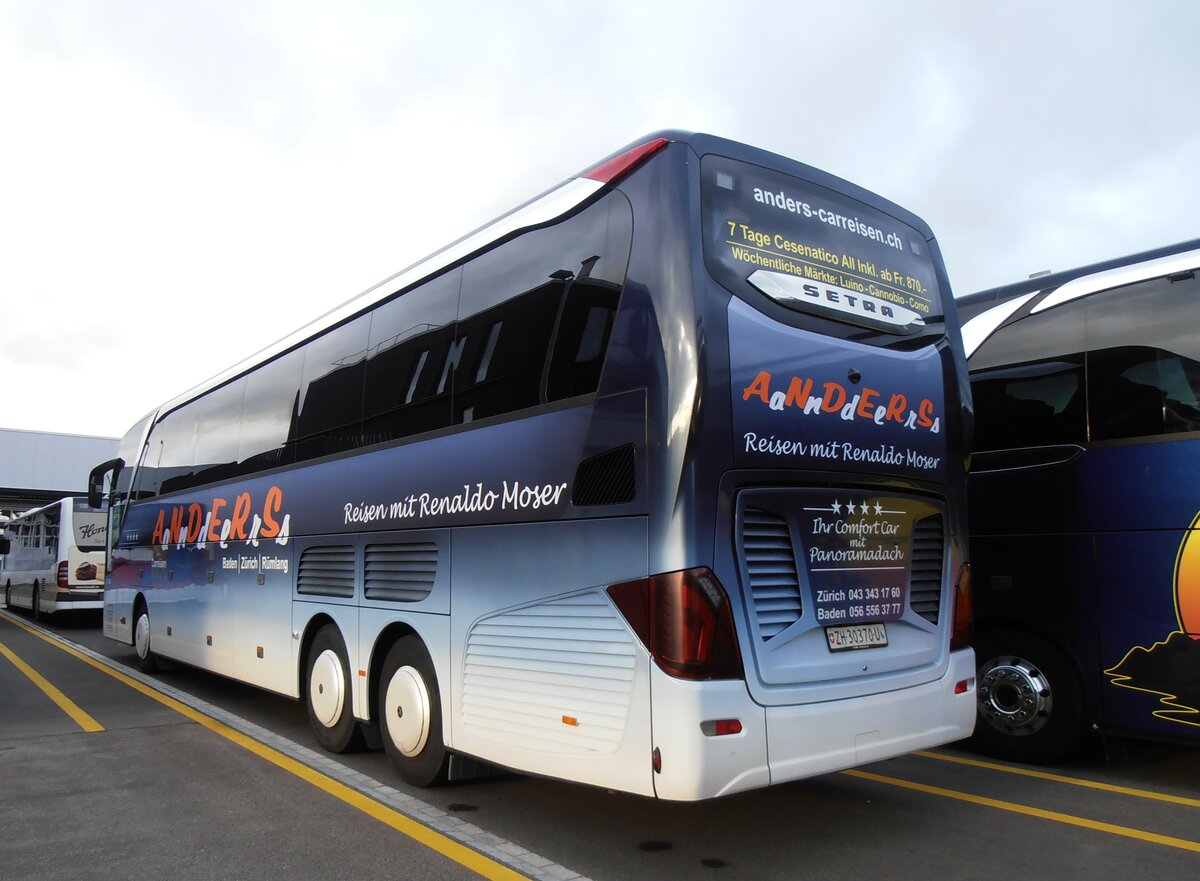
[572,444,636,507]
[296,546,355,598]
[908,515,944,624]
[741,507,803,640]
[364,542,438,602]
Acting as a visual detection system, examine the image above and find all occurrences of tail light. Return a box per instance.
[581,137,669,184]
[950,563,973,650]
[607,568,744,681]
[57,561,69,589]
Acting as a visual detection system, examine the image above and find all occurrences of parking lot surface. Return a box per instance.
[2,606,1197,881]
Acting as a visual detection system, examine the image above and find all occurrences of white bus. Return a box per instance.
[91,132,975,800]
[1,498,108,619]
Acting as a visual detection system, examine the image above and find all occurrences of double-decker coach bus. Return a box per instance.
[960,239,1200,762]
[90,132,975,800]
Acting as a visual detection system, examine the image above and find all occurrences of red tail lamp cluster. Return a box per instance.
[607,567,744,681]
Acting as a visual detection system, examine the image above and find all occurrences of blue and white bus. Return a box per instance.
[960,239,1200,762]
[91,132,975,800]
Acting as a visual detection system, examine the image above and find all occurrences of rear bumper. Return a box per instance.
[650,649,976,801]
[46,588,104,611]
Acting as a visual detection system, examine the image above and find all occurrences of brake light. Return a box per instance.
[57,561,69,589]
[581,137,669,184]
[950,563,973,650]
[607,567,744,680]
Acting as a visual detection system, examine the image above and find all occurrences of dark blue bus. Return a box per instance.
[91,132,975,799]
[960,239,1200,762]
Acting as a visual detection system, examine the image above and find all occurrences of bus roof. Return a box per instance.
[958,237,1200,359]
[152,131,939,422]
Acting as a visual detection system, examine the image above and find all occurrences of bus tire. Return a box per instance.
[32,583,41,621]
[971,629,1083,764]
[378,636,449,787]
[133,603,160,673]
[4,582,10,609]
[305,624,363,753]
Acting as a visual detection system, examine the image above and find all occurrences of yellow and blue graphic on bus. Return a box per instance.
[1104,510,1200,728]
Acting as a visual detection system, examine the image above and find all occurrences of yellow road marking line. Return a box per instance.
[844,768,1200,854]
[914,749,1200,808]
[0,640,105,733]
[0,612,530,881]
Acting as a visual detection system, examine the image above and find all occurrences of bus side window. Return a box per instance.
[293,313,372,462]
[238,347,303,476]
[969,299,1087,451]
[362,268,460,445]
[454,192,633,424]
[1085,273,1200,441]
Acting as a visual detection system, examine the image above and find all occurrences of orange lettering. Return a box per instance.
[917,398,935,428]
[885,394,907,423]
[261,486,283,539]
[208,498,227,543]
[151,509,166,546]
[186,503,204,543]
[230,492,252,541]
[856,387,880,419]
[743,371,772,404]
[820,382,846,413]
[784,376,814,409]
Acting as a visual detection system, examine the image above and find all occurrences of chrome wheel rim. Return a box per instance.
[135,614,151,660]
[978,654,1053,736]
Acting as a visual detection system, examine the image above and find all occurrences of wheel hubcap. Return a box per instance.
[384,665,430,757]
[309,649,345,728]
[135,614,151,660]
[978,654,1052,736]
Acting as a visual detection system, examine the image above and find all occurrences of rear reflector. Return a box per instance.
[581,137,669,184]
[57,562,69,589]
[608,567,744,681]
[701,719,744,736]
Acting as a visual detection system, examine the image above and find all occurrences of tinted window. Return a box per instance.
[137,406,199,498]
[295,314,371,460]
[455,192,632,423]
[1086,273,1200,440]
[191,379,247,487]
[238,347,303,474]
[363,269,460,444]
[112,414,152,502]
[969,299,1087,450]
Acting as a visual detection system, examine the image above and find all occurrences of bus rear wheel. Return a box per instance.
[378,636,449,787]
[305,624,363,753]
[971,629,1083,764]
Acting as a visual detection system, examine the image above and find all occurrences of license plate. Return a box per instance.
[825,622,888,652]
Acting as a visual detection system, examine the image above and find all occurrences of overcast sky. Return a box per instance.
[3,0,1197,439]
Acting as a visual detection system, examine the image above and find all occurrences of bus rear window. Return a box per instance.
[701,155,943,338]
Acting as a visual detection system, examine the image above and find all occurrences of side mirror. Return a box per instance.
[88,458,123,509]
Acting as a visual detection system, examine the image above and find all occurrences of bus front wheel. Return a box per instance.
[32,583,41,621]
[971,629,1083,764]
[133,604,160,673]
[378,636,449,787]
[305,624,363,753]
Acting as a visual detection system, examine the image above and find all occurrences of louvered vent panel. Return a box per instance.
[908,515,944,624]
[296,546,355,598]
[365,542,438,602]
[462,593,637,755]
[741,508,803,640]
